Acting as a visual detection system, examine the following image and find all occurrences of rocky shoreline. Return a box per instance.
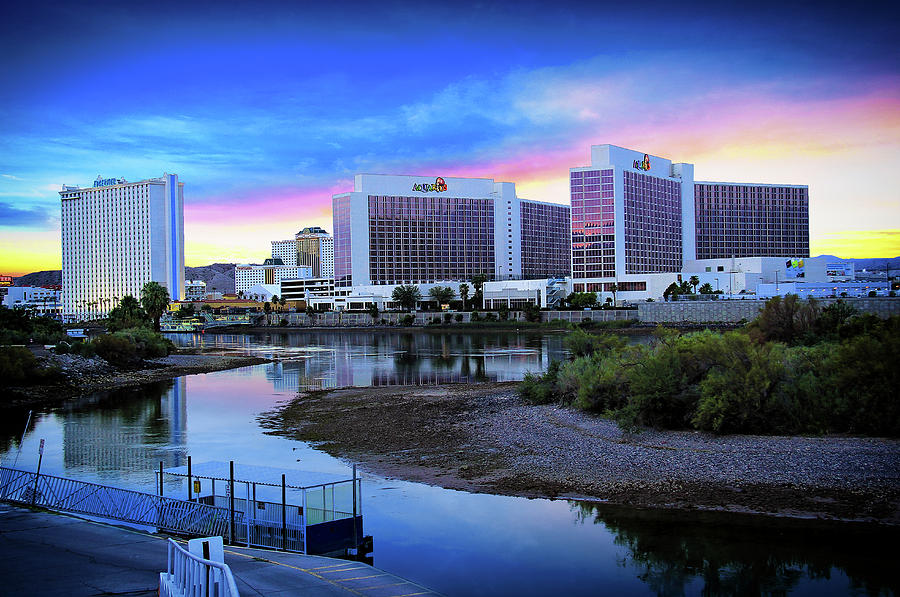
[3,352,270,408]
[260,382,900,525]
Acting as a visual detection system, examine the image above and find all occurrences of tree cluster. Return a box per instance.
[520,297,900,436]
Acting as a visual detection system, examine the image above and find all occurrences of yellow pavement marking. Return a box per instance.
[222,548,365,596]
[309,562,354,570]
[220,546,440,596]
[341,573,389,581]
[356,581,413,591]
[322,566,367,573]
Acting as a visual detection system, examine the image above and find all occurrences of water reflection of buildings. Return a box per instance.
[169,330,564,392]
[63,378,188,474]
[257,331,559,391]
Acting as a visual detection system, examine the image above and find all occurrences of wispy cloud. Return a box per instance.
[0,201,53,227]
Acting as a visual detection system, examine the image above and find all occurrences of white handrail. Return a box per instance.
[160,538,240,597]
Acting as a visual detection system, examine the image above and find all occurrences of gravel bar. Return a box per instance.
[261,382,900,524]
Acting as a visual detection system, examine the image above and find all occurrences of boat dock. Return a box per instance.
[0,504,442,596]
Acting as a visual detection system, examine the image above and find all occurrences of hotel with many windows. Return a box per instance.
[332,174,570,289]
[694,182,809,259]
[271,226,335,278]
[569,145,810,299]
[60,174,184,321]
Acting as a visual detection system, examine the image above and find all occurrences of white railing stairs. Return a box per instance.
[160,537,240,597]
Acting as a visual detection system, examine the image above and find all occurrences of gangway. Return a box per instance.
[0,466,237,537]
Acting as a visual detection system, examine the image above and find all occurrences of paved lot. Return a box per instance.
[0,504,440,596]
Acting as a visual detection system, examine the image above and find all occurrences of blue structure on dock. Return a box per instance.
[162,461,367,556]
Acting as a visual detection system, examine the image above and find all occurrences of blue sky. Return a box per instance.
[1,0,898,272]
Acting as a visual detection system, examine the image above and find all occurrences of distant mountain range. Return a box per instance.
[10,255,900,289]
[814,256,900,271]
[13,263,238,294]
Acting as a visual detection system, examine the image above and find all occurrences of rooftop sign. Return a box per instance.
[632,154,651,171]
[93,176,119,187]
[412,177,448,193]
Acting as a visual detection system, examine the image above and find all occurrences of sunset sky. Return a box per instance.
[1,0,898,276]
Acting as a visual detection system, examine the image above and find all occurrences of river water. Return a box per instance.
[1,330,895,596]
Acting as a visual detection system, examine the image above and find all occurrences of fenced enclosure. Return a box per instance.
[163,460,364,555]
[0,460,365,556]
[0,466,235,537]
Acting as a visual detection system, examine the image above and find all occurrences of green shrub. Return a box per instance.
[443,313,453,324]
[470,311,481,322]
[523,303,542,323]
[564,328,627,357]
[400,314,415,327]
[91,328,173,366]
[483,313,497,322]
[0,346,39,384]
[558,353,632,413]
[454,313,464,322]
[818,323,900,435]
[0,306,66,344]
[549,320,900,436]
[0,346,61,385]
[518,360,563,405]
[692,335,788,433]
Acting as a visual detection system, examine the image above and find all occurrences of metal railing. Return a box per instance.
[0,466,238,537]
[199,478,359,552]
[160,538,240,597]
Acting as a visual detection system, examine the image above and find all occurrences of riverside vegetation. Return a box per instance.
[519,296,900,436]
[0,284,175,387]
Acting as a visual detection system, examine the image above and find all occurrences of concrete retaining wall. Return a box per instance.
[260,298,898,327]
[636,297,900,324]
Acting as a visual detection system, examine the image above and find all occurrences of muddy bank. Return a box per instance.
[3,352,270,408]
[260,383,900,524]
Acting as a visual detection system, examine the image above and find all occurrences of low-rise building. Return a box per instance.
[3,286,63,318]
[280,278,335,306]
[234,259,312,297]
[756,281,890,298]
[184,280,206,301]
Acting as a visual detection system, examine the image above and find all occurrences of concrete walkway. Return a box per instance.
[0,504,441,597]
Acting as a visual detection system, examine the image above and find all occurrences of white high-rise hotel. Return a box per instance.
[60,174,184,321]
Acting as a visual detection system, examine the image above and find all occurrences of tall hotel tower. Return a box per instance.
[60,174,184,321]
[570,145,808,294]
[332,174,570,288]
[570,145,695,292]
[271,226,335,278]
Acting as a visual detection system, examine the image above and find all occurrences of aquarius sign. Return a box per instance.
[412,177,448,193]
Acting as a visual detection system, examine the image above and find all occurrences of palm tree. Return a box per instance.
[141,281,170,332]
[470,274,487,309]
[272,295,280,311]
[458,283,469,310]
[699,282,714,295]
[689,275,700,294]
[392,284,422,312]
[428,286,455,308]
[610,283,618,307]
